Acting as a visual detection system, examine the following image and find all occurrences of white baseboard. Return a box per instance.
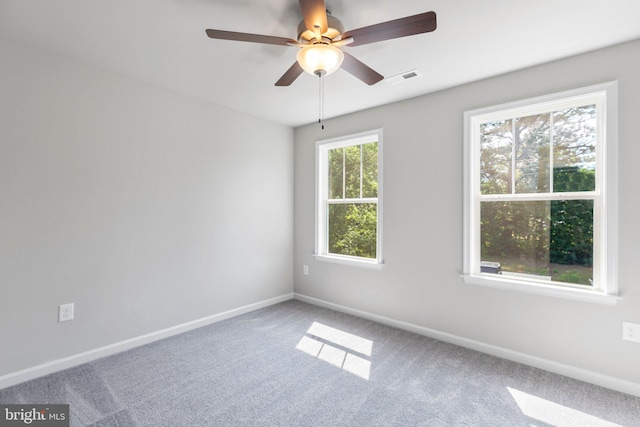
[0,293,294,390]
[294,293,640,398]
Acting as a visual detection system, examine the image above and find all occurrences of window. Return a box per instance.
[315,130,383,267]
[463,83,618,304]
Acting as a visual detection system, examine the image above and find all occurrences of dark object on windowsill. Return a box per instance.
[481,261,502,274]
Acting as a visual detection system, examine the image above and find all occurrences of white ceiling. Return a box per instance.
[1,0,639,127]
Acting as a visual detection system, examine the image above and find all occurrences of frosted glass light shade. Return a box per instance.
[296,44,344,76]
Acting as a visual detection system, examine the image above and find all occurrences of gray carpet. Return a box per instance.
[1,300,639,426]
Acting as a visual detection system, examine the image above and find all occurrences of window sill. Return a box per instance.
[314,254,384,270]
[461,274,620,306]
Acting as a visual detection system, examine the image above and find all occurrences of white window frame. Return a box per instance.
[315,129,383,268]
[463,82,619,305]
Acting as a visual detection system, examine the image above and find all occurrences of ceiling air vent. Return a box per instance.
[386,70,422,86]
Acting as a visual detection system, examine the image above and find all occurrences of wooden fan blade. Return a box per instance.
[341,52,384,85]
[298,0,328,34]
[342,11,437,47]
[275,62,305,86]
[206,29,297,46]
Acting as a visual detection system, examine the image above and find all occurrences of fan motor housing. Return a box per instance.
[297,14,345,43]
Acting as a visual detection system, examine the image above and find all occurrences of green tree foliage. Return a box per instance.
[327,142,378,258]
[481,201,550,264]
[328,203,377,257]
[550,167,594,266]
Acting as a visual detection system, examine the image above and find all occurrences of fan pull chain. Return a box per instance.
[318,71,325,130]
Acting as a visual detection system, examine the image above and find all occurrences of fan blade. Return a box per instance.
[341,52,384,85]
[206,29,297,46]
[342,11,436,47]
[275,62,304,86]
[299,0,328,34]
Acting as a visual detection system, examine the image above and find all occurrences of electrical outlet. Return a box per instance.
[303,265,309,275]
[622,321,640,343]
[59,303,74,322]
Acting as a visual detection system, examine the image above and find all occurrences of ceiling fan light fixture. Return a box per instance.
[296,44,344,76]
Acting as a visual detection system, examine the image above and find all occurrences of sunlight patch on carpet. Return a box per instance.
[295,322,372,380]
[507,387,623,427]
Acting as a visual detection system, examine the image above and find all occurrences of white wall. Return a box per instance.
[294,39,640,388]
[0,37,293,377]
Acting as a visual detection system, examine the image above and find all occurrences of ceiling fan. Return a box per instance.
[205,0,437,86]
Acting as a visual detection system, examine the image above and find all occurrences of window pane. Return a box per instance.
[328,203,377,259]
[480,120,512,195]
[344,145,361,199]
[553,105,596,192]
[481,200,593,286]
[328,148,344,199]
[553,167,595,192]
[550,199,594,276]
[514,114,550,193]
[362,142,378,198]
